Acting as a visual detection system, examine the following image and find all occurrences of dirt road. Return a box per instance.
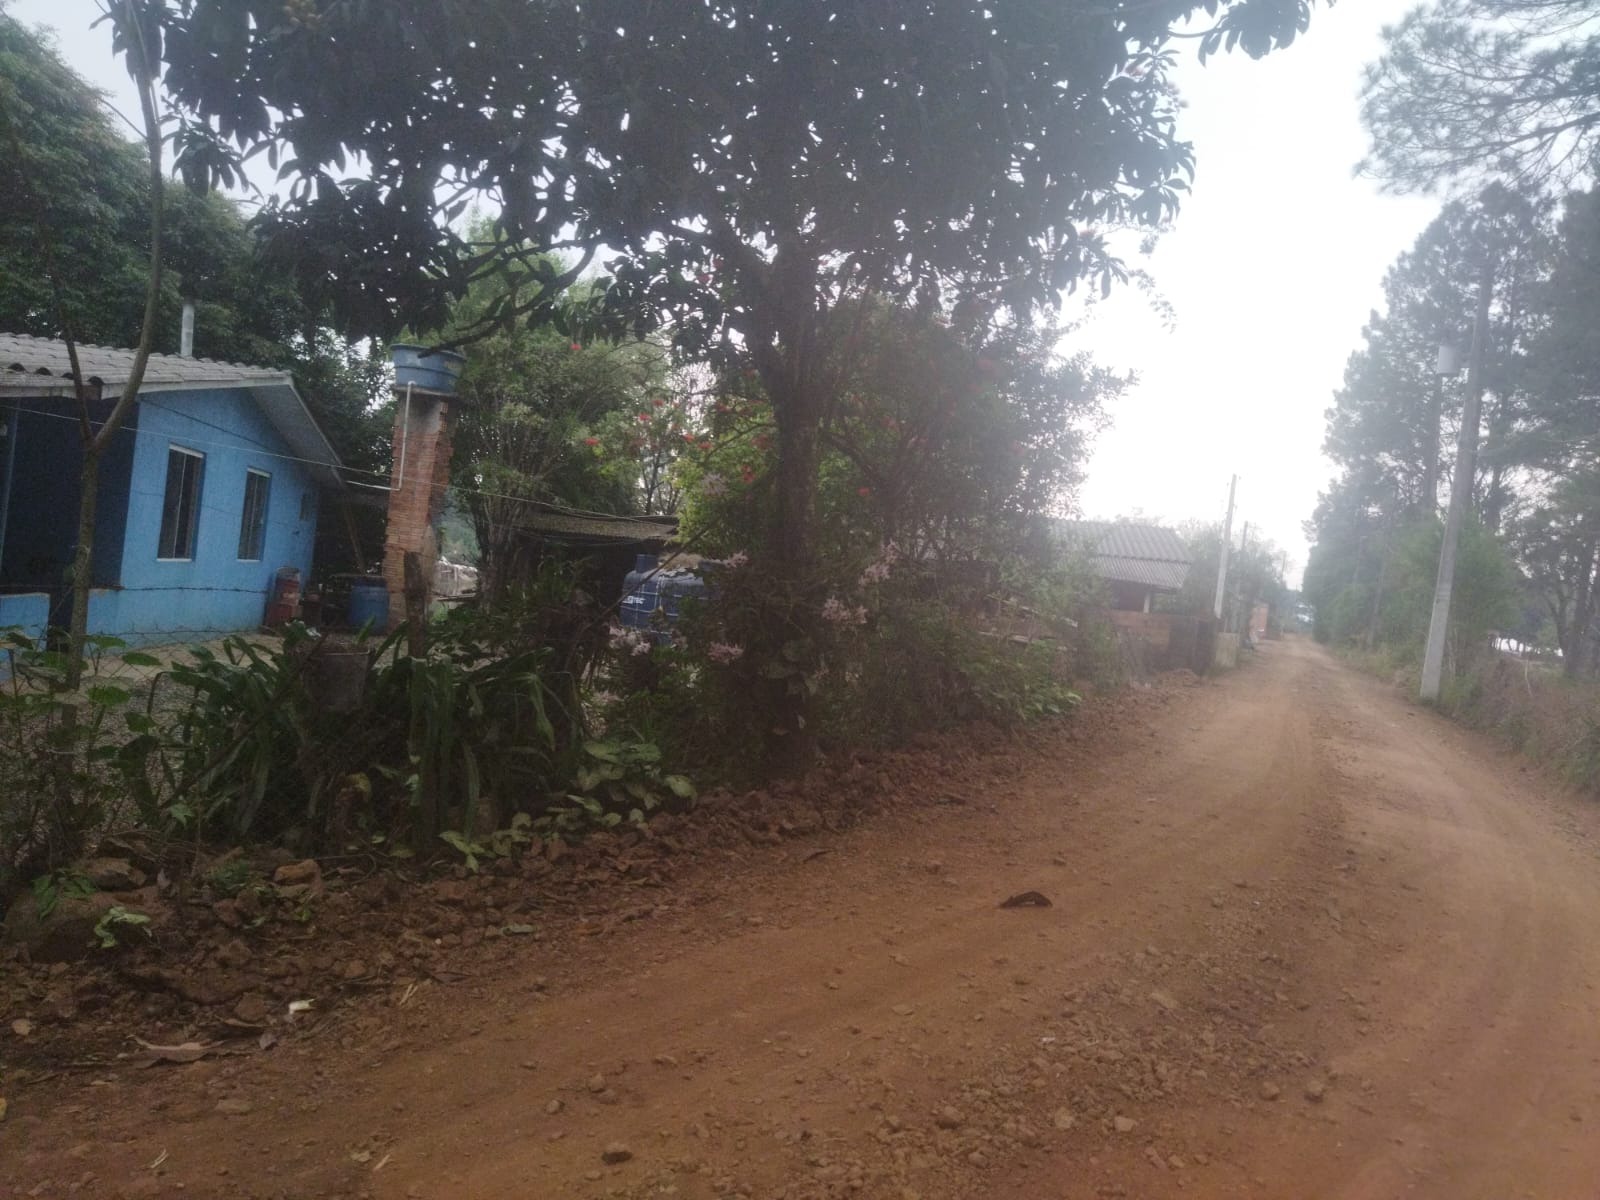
[8,638,1600,1200]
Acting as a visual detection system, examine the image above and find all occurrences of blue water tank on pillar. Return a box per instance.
[620,554,661,632]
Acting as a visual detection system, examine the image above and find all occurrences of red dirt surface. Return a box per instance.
[6,637,1600,1199]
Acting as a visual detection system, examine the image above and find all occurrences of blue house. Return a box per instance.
[0,333,344,645]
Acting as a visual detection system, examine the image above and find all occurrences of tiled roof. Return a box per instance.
[1060,520,1193,592]
[0,332,290,391]
[0,332,345,489]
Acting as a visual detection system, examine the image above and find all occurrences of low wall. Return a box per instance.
[1213,632,1240,670]
[1107,610,1218,675]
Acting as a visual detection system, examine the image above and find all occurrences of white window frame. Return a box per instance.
[156,445,206,562]
[237,468,272,562]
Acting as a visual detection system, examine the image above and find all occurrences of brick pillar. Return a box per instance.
[382,387,456,630]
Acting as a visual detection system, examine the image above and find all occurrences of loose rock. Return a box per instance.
[600,1141,633,1164]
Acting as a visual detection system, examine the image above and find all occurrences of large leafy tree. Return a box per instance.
[1505,187,1600,674]
[1361,0,1600,192]
[0,10,388,475]
[1319,186,1550,537]
[1306,186,1555,661]
[148,0,1317,761]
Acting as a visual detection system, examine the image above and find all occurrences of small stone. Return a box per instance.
[891,1004,915,1017]
[545,1099,563,1115]
[272,859,321,887]
[1113,1116,1137,1134]
[215,1097,253,1116]
[80,857,146,891]
[1304,1079,1327,1103]
[600,1141,633,1164]
[1051,1108,1076,1131]
[1259,1081,1282,1102]
[1149,989,1179,1012]
[934,1106,964,1130]
[587,1073,607,1093]
[652,1053,679,1067]
[342,960,368,981]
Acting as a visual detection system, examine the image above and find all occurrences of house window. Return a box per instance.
[157,446,204,561]
[237,469,271,561]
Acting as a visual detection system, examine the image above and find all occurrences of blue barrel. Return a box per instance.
[391,344,467,394]
[659,569,708,621]
[346,579,390,632]
[620,554,661,631]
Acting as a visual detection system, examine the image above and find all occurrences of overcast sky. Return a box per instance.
[12,0,1438,584]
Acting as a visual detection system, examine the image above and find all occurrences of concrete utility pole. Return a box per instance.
[1213,474,1237,622]
[1420,265,1493,703]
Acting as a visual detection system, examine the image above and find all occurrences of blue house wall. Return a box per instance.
[89,387,321,642]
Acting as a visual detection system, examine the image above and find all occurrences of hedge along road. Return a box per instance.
[11,638,1600,1200]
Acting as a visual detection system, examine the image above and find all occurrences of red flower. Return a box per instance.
[583,436,600,447]
[857,486,872,497]
[570,342,582,351]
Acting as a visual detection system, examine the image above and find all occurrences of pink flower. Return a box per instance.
[821,597,867,627]
[860,541,900,586]
[707,642,744,664]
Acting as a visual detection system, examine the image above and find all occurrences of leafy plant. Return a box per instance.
[439,813,538,873]
[92,905,152,950]
[538,738,695,835]
[0,628,153,902]
[31,869,93,919]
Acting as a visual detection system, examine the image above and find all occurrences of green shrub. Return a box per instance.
[0,629,154,900]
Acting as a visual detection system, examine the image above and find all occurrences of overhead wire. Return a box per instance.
[1,400,691,526]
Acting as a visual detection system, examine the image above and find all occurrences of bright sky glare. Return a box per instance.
[12,0,1439,583]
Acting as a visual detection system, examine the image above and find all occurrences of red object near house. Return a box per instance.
[265,566,302,627]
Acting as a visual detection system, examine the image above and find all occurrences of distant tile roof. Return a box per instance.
[0,332,345,489]
[1060,520,1193,592]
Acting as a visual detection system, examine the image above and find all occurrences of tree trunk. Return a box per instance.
[764,374,824,773]
[64,444,103,689]
[1563,539,1598,679]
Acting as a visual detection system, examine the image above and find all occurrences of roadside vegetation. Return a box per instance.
[1307,17,1600,788]
[0,0,1323,930]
